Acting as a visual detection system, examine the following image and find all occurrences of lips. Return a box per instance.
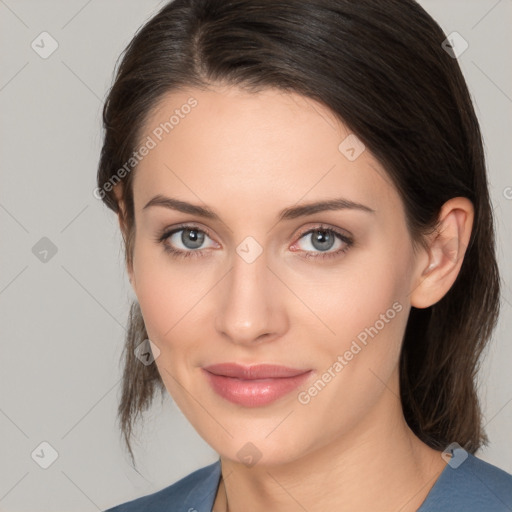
[203,363,310,379]
[202,363,313,407]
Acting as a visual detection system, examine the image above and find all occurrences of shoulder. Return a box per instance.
[419,452,512,512]
[104,459,222,512]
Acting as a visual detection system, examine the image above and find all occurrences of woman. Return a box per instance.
[98,0,512,510]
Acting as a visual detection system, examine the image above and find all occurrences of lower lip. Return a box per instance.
[202,369,312,407]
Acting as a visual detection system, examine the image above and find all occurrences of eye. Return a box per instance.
[156,223,353,261]
[291,225,353,261]
[156,224,217,259]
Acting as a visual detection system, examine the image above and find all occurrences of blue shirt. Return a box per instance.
[104,452,512,511]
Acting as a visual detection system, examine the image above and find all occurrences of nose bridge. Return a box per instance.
[232,242,268,297]
[215,242,283,344]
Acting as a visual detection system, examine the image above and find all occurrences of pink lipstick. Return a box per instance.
[202,363,312,407]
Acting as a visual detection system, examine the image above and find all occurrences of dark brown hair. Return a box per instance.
[97,0,500,465]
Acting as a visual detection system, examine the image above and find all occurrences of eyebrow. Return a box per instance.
[143,195,375,221]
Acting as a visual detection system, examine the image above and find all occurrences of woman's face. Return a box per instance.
[126,85,428,466]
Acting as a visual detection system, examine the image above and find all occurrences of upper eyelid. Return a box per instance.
[295,224,351,239]
[162,223,215,241]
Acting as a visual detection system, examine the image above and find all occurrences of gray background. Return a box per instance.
[0,0,510,510]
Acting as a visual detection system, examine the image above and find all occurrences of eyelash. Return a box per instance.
[156,223,354,261]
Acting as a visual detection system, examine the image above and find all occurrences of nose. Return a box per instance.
[214,247,288,346]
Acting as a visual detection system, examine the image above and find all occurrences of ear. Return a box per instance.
[113,184,136,290]
[410,197,474,309]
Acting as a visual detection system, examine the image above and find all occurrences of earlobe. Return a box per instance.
[410,197,474,309]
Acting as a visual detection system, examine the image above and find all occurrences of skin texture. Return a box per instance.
[116,85,474,511]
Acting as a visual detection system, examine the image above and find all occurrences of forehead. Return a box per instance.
[132,86,400,217]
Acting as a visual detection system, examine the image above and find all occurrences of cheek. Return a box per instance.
[131,241,217,366]
[131,242,185,343]
[301,243,412,401]
[290,262,409,441]
[305,251,409,343]
[132,250,200,406]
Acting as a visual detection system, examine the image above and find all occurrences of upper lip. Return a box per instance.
[203,363,311,380]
